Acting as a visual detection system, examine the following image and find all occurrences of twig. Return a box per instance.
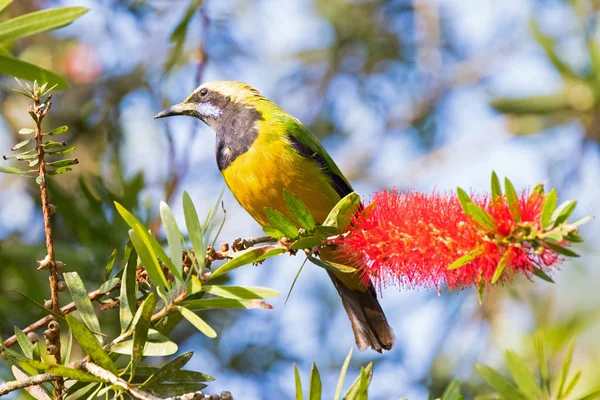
[31,92,63,399]
[0,372,55,397]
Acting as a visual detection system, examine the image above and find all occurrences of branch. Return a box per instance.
[0,371,55,397]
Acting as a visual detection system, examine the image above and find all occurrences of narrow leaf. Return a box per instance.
[201,285,280,300]
[210,246,278,279]
[141,351,193,387]
[23,360,101,383]
[0,7,88,43]
[334,348,353,400]
[309,363,322,400]
[448,247,484,270]
[323,192,361,230]
[63,272,102,340]
[176,306,217,338]
[120,246,137,333]
[344,363,373,400]
[541,189,557,228]
[532,266,555,283]
[440,379,462,400]
[45,126,68,136]
[294,364,303,400]
[11,138,31,151]
[263,225,285,240]
[183,191,205,268]
[103,249,117,281]
[0,55,68,89]
[504,178,521,222]
[308,256,355,273]
[491,172,502,199]
[475,364,523,398]
[131,293,156,379]
[557,341,576,398]
[182,298,272,310]
[160,201,183,279]
[545,242,580,257]
[0,165,32,174]
[65,315,116,373]
[283,189,316,231]
[14,326,33,359]
[551,200,577,227]
[466,203,497,232]
[265,207,299,239]
[290,237,322,250]
[456,187,473,215]
[491,251,511,284]
[46,145,76,156]
[0,0,13,13]
[128,228,169,288]
[505,349,542,400]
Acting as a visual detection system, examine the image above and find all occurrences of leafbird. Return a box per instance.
[155,81,394,352]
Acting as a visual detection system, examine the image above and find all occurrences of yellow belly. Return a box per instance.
[220,135,341,227]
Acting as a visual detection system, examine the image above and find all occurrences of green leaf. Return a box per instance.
[47,166,72,175]
[323,192,361,230]
[254,247,287,262]
[290,237,322,250]
[571,215,592,227]
[63,272,102,340]
[120,246,137,333]
[492,251,511,284]
[128,228,169,288]
[110,331,178,357]
[62,329,72,365]
[456,187,473,214]
[263,225,285,240]
[47,159,79,168]
[133,365,214,382]
[141,351,193,387]
[579,388,600,400]
[550,200,577,227]
[294,363,303,400]
[541,189,557,228]
[530,19,577,78]
[448,247,484,270]
[42,140,66,149]
[103,249,117,281]
[557,341,575,398]
[491,171,502,199]
[183,191,206,268]
[46,145,76,156]
[308,256,355,273]
[201,285,280,300]
[187,275,203,295]
[466,203,497,232]
[0,0,13,13]
[441,379,463,400]
[131,293,156,379]
[65,314,116,374]
[504,178,521,222]
[18,128,34,135]
[562,370,581,399]
[11,138,31,151]
[116,203,182,284]
[475,364,523,399]
[505,349,542,400]
[312,225,339,238]
[0,55,68,89]
[265,207,299,239]
[23,360,101,383]
[182,298,272,310]
[532,266,555,283]
[334,348,353,400]
[308,363,322,400]
[0,7,88,43]
[545,242,580,257]
[0,165,33,174]
[143,383,207,397]
[160,201,183,279]
[176,306,217,338]
[284,189,316,231]
[45,126,68,136]
[286,257,308,305]
[210,246,277,279]
[534,331,550,395]
[344,363,373,400]
[14,326,33,359]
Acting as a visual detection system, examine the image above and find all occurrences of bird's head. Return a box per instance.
[154,81,264,129]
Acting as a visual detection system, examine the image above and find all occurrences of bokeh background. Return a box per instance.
[1,0,599,398]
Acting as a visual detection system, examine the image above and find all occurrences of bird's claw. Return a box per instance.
[232,236,252,252]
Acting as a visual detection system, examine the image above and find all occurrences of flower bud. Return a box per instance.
[57,281,67,292]
[48,204,56,216]
[44,299,52,309]
[37,255,51,270]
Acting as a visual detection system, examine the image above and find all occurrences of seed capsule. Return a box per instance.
[27,332,39,343]
[46,345,57,355]
[48,321,59,332]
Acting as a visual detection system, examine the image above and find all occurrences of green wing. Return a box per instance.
[284,117,354,198]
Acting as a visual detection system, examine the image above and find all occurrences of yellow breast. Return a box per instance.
[220,123,341,227]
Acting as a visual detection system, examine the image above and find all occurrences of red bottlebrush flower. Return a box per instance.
[336,188,566,292]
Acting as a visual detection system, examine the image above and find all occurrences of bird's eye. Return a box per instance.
[199,88,208,97]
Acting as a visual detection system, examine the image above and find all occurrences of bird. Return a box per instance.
[155,81,394,352]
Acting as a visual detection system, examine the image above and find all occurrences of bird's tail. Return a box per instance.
[326,270,395,353]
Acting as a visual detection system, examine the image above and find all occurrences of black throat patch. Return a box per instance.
[213,100,263,170]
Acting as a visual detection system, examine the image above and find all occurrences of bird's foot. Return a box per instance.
[232,236,253,252]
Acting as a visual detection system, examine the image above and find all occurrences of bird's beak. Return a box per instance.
[154,102,197,119]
